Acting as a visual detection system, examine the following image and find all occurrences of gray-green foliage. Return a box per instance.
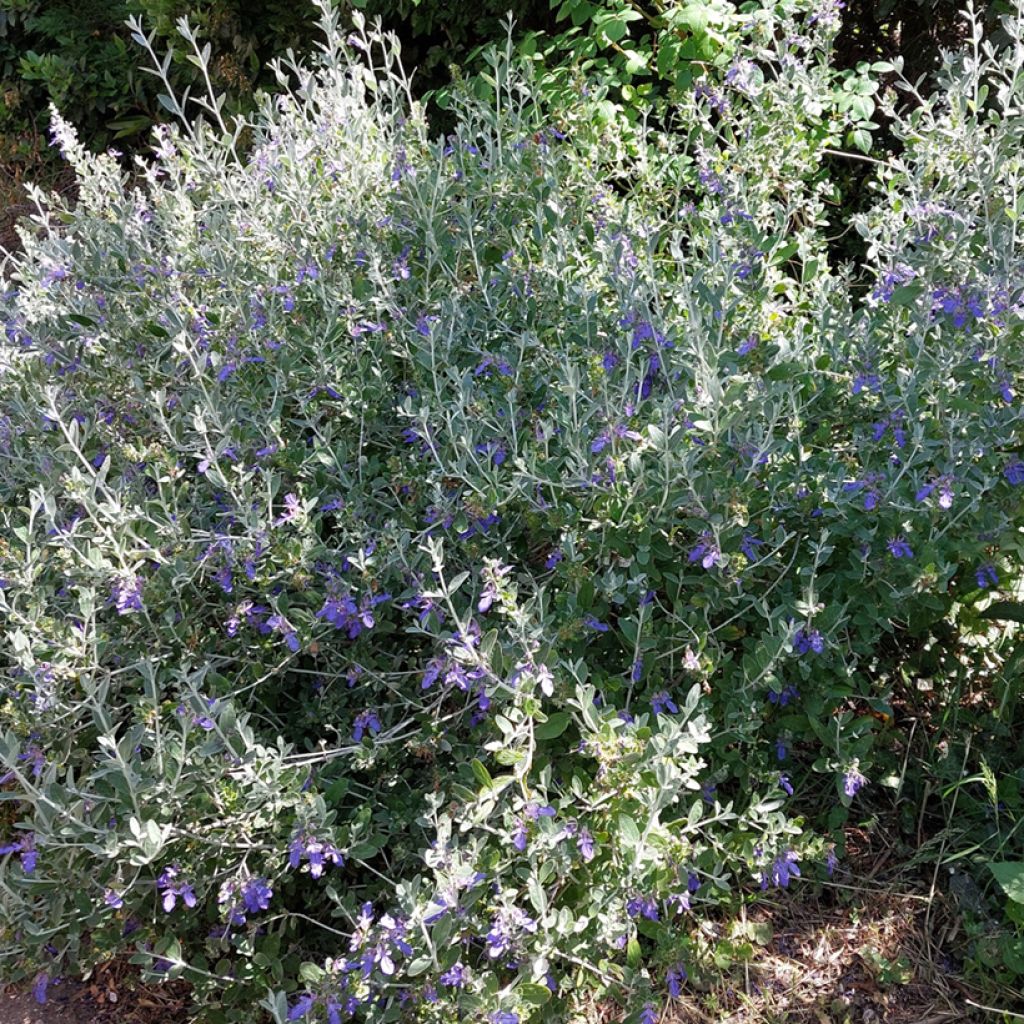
[1,2,1023,1021]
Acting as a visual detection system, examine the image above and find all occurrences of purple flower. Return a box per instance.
[767,685,799,706]
[577,827,596,862]
[843,767,867,797]
[266,613,300,652]
[826,847,839,877]
[104,888,124,908]
[511,819,528,852]
[627,895,660,921]
[793,627,824,655]
[668,890,691,914]
[490,1013,519,1024]
[157,865,197,913]
[852,372,881,395]
[288,994,317,1020]
[32,973,49,1005]
[288,832,344,877]
[241,877,273,913]
[219,875,273,925]
[112,575,145,614]
[887,536,914,559]
[761,850,801,889]
[775,738,787,761]
[688,531,721,569]
[353,710,382,742]
[213,564,233,594]
[916,475,953,508]
[740,533,762,560]
[440,962,468,987]
[317,591,389,639]
[295,261,320,284]
[484,906,536,960]
[871,263,915,304]
[639,1003,658,1024]
[1004,460,1024,486]
[667,963,687,998]
[975,564,999,589]
[651,690,678,716]
[525,803,556,821]
[778,773,793,796]
[274,492,302,526]
[583,614,609,632]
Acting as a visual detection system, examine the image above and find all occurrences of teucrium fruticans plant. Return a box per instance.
[1,1,1023,1021]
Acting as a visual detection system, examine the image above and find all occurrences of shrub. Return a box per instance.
[1,1,1023,1021]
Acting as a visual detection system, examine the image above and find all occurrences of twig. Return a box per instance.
[821,146,890,167]
[964,998,1024,1021]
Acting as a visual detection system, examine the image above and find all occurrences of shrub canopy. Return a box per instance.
[1,2,1023,1021]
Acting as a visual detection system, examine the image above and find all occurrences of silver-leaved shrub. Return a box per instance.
[1,1,1022,1021]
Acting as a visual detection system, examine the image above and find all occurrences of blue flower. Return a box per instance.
[639,1002,658,1024]
[157,864,196,913]
[525,803,556,821]
[353,710,382,742]
[666,963,687,997]
[793,627,824,655]
[668,890,690,914]
[266,613,300,652]
[577,827,596,862]
[778,773,793,796]
[843,767,867,797]
[0,831,37,874]
[111,575,145,615]
[511,819,528,851]
[583,614,609,632]
[288,832,344,878]
[439,962,468,988]
[740,533,762,560]
[688,531,721,569]
[767,685,799,707]
[32,972,49,1005]
[975,564,999,589]
[651,691,678,716]
[887,536,913,559]
[287,994,316,1020]
[1004,460,1024,486]
[626,895,659,921]
[274,492,302,526]
[761,849,801,889]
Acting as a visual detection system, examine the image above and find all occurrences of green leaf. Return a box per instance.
[520,981,552,1006]
[298,961,325,983]
[618,813,641,845]
[535,711,570,740]
[850,128,873,154]
[980,601,1024,624]
[990,862,1024,904]
[470,758,493,789]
